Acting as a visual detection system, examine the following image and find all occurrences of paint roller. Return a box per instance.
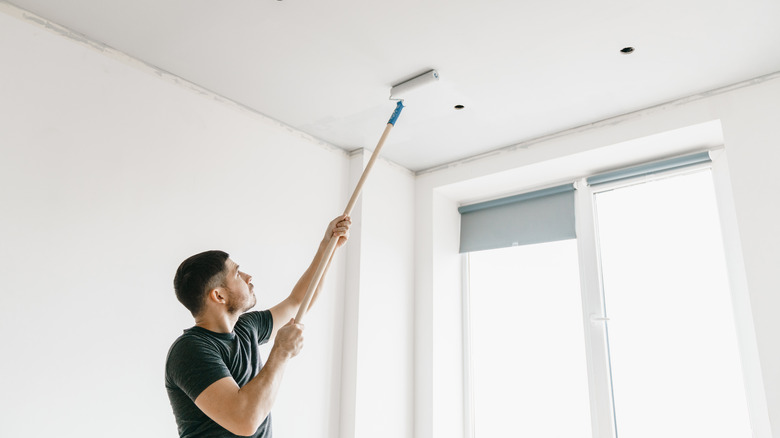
[389,69,440,100]
[294,69,440,323]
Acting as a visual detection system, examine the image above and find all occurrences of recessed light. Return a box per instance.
[620,47,635,54]
[454,104,465,110]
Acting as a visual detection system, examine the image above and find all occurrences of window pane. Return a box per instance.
[469,240,591,438]
[594,170,751,438]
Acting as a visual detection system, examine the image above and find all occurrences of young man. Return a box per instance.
[165,215,351,437]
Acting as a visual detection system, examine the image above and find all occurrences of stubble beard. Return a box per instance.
[225,286,257,315]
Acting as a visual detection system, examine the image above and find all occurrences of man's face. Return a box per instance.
[223,259,256,314]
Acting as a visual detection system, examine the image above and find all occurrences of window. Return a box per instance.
[594,170,751,437]
[462,155,753,437]
[467,240,590,437]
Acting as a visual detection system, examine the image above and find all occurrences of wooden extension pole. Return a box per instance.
[294,101,405,324]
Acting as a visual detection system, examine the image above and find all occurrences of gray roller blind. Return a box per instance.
[458,184,576,253]
[587,151,712,186]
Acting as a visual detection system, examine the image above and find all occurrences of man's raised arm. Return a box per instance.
[269,214,351,338]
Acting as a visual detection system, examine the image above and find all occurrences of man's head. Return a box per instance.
[173,250,257,318]
[173,250,230,317]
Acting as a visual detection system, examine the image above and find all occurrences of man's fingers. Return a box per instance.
[287,318,304,330]
[324,215,352,242]
[334,216,351,227]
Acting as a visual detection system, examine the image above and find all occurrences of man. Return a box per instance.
[165,214,351,437]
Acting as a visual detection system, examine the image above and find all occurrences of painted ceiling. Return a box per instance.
[6,0,780,171]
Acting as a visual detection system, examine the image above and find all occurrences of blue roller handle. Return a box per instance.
[388,100,405,126]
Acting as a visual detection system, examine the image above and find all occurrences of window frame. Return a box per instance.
[460,155,766,438]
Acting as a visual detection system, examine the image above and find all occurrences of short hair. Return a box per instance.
[173,250,230,317]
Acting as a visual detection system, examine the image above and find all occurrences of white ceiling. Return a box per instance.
[7,0,780,172]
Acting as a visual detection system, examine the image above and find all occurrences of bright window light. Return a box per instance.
[594,170,752,438]
[468,240,592,437]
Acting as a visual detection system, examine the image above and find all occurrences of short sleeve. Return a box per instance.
[166,335,232,401]
[238,310,274,345]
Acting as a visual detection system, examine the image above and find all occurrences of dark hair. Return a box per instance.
[173,250,230,316]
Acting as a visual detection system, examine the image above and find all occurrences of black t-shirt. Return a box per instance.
[165,310,274,438]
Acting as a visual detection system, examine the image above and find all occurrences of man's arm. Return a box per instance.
[269,214,351,338]
[193,318,303,436]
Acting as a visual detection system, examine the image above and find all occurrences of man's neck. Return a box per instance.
[195,311,240,334]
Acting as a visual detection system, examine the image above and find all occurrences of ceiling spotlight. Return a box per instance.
[454,104,465,110]
[620,47,635,54]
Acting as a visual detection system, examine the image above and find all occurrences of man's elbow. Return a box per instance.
[228,417,265,437]
[229,405,270,436]
[231,423,260,437]
[228,425,253,437]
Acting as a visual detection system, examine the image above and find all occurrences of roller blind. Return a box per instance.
[587,151,712,186]
[458,184,576,253]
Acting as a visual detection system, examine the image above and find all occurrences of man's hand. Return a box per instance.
[323,214,352,249]
[273,318,304,359]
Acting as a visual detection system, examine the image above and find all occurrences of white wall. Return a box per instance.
[414,74,780,437]
[0,8,351,437]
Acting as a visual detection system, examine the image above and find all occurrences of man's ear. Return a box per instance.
[207,288,226,305]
